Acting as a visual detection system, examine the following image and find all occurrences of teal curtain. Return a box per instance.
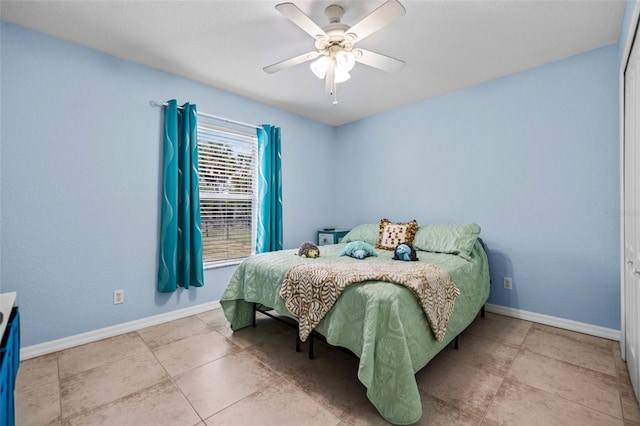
[157,100,204,292]
[256,125,283,253]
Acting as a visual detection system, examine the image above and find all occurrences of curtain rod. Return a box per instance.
[149,100,262,131]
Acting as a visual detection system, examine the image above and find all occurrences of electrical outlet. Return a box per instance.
[113,289,124,304]
[503,277,513,290]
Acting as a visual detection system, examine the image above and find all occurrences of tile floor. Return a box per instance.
[15,310,640,426]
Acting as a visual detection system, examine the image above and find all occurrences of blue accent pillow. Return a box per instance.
[340,241,378,259]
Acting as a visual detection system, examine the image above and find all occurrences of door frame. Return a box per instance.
[620,0,640,361]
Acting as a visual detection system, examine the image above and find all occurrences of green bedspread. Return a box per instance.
[220,241,490,425]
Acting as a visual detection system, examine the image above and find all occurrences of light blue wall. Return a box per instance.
[1,6,633,347]
[333,45,620,329]
[0,22,336,347]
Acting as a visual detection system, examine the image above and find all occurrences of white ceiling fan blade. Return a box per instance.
[275,3,328,41]
[345,0,405,43]
[263,51,320,74]
[354,49,405,73]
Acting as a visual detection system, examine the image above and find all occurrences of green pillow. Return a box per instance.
[413,223,481,260]
[341,224,379,246]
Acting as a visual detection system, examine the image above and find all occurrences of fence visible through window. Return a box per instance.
[197,122,258,267]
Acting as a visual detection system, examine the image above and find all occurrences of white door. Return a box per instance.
[624,29,640,403]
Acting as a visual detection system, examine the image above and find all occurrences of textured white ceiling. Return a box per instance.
[0,0,626,126]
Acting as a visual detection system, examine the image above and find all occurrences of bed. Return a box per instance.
[220,222,490,425]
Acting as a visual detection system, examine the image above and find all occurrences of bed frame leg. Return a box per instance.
[252,303,257,328]
[309,333,315,360]
[454,336,459,350]
[481,305,485,318]
[296,334,301,353]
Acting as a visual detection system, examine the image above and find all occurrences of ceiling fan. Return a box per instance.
[263,0,406,104]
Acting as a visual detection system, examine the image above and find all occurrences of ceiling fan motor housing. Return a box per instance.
[325,4,345,23]
[315,24,353,51]
[315,4,356,51]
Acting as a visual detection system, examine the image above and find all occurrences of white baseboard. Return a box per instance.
[21,301,620,360]
[484,303,620,341]
[20,300,222,361]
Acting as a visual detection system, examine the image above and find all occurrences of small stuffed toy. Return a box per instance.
[352,249,369,259]
[393,243,419,261]
[340,240,378,260]
[296,241,320,258]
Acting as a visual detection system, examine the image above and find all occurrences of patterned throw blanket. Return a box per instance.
[279,261,460,342]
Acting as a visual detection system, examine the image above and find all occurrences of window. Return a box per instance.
[197,121,258,268]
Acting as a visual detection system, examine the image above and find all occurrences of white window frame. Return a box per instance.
[197,121,258,269]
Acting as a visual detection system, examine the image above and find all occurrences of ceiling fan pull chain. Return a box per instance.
[325,63,335,95]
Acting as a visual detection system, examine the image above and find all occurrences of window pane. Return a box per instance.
[197,121,257,267]
[200,199,253,263]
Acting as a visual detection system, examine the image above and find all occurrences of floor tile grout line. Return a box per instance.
[512,332,627,422]
[480,321,625,423]
[54,332,153,382]
[175,348,307,424]
[278,373,347,423]
[475,321,532,424]
[518,343,620,381]
[420,387,483,425]
[613,343,628,424]
[503,374,628,422]
[145,329,291,424]
[57,342,154,383]
[412,317,520,423]
[145,329,243,378]
[145,334,207,425]
[57,334,171,422]
[613,346,640,424]
[136,323,213,352]
[61,378,182,425]
[16,352,64,423]
[56,352,63,425]
[523,327,619,378]
[415,344,497,421]
[15,353,60,394]
[197,376,307,424]
[245,328,367,421]
[73,328,234,423]
[269,339,363,422]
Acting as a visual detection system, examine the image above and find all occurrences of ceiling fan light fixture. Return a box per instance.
[335,50,355,72]
[310,56,330,79]
[334,69,351,83]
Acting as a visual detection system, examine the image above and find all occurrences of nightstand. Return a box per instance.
[317,229,350,245]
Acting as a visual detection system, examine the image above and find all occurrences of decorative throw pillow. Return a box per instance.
[375,218,418,250]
